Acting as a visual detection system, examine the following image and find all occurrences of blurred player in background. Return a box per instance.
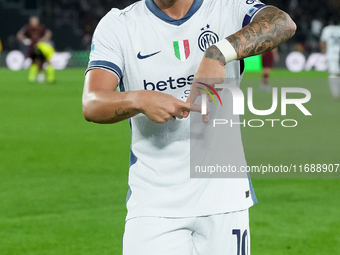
[17,16,55,83]
[82,0,296,254]
[320,18,340,100]
[260,48,279,92]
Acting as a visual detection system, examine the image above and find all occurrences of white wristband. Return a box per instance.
[214,39,238,63]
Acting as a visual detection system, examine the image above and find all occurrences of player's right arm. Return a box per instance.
[82,69,194,124]
[320,27,328,54]
[83,11,199,125]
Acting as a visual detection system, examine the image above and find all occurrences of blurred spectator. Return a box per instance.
[17,16,55,83]
[3,0,340,53]
[260,49,280,92]
[320,16,340,100]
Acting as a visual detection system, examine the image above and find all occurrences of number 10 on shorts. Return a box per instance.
[233,229,249,255]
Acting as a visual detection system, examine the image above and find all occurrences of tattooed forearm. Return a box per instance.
[112,107,130,121]
[227,7,296,59]
[204,45,227,65]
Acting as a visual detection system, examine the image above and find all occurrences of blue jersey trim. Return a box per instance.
[126,188,132,204]
[128,119,138,167]
[86,60,123,79]
[242,4,267,28]
[119,79,126,92]
[145,0,203,26]
[247,172,258,205]
[126,119,137,204]
[129,149,137,167]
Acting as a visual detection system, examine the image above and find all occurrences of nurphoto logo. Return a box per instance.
[198,82,312,128]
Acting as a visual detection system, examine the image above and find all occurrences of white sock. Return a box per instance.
[328,74,340,99]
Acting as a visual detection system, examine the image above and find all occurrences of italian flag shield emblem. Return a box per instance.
[173,40,190,61]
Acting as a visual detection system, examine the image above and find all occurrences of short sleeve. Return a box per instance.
[86,9,125,80]
[232,0,268,30]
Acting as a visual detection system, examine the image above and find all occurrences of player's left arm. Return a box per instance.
[192,6,296,122]
[196,7,296,76]
[204,7,296,64]
[224,6,296,60]
[320,41,327,54]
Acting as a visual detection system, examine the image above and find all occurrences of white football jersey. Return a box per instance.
[87,0,267,220]
[321,25,340,59]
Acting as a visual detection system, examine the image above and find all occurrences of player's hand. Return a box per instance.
[187,57,225,123]
[137,90,201,123]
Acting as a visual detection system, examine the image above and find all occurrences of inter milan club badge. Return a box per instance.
[198,24,219,52]
[173,40,190,61]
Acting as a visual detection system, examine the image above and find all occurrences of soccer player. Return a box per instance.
[260,48,279,92]
[17,16,55,83]
[320,19,340,100]
[82,0,296,254]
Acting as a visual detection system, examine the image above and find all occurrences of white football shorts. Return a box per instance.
[123,209,250,255]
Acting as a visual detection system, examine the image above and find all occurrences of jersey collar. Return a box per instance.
[145,0,203,26]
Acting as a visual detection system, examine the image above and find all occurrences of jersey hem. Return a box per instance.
[86,60,122,79]
[85,67,121,81]
[125,202,256,221]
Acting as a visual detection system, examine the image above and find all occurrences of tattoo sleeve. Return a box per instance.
[226,7,296,60]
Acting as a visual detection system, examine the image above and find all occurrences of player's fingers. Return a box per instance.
[202,98,210,123]
[182,111,190,118]
[196,81,222,101]
[172,106,189,119]
[189,90,200,104]
[202,113,209,123]
[181,102,201,113]
[172,111,184,119]
[188,81,204,103]
[164,114,176,122]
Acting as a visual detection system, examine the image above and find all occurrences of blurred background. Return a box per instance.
[0,0,340,68]
[0,0,136,52]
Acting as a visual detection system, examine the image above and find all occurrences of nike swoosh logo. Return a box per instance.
[137,51,161,59]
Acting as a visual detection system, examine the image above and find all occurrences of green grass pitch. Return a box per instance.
[0,68,339,254]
